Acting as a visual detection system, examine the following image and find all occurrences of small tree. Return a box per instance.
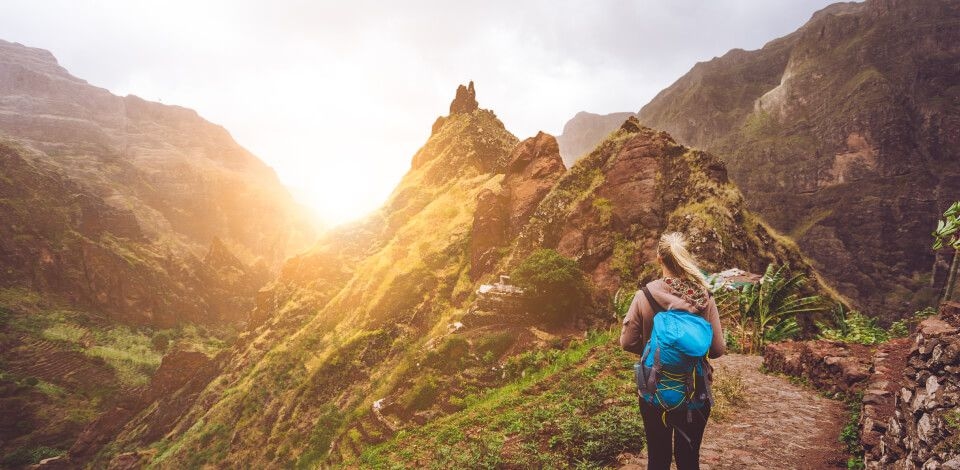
[933,201,960,302]
[717,264,821,354]
[511,249,591,325]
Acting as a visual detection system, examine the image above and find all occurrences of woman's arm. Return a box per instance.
[706,297,726,359]
[619,291,646,354]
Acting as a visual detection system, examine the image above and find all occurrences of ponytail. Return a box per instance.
[657,232,707,289]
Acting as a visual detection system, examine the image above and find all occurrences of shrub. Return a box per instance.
[889,306,936,338]
[511,249,591,325]
[402,375,440,412]
[424,336,470,372]
[717,264,820,354]
[152,331,173,352]
[475,332,514,359]
[818,304,889,345]
[710,365,745,422]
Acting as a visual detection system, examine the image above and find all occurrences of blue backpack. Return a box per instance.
[634,286,714,422]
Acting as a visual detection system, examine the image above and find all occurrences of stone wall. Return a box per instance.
[876,302,960,469]
[763,302,960,469]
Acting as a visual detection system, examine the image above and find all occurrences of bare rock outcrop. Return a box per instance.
[469,132,564,279]
[449,81,478,114]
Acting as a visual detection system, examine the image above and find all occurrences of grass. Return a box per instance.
[356,331,647,468]
[840,394,865,469]
[2,289,233,387]
[710,364,746,422]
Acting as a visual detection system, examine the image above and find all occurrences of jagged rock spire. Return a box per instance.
[449,81,478,114]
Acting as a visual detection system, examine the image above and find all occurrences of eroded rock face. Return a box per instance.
[503,132,566,237]
[469,188,508,280]
[638,0,960,320]
[468,132,566,280]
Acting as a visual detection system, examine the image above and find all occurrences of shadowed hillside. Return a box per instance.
[638,0,960,321]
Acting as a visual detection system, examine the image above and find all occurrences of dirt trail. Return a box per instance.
[620,354,848,469]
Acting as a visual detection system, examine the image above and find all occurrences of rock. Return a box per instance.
[469,188,508,279]
[940,302,960,326]
[927,375,941,395]
[943,455,960,470]
[920,317,959,339]
[502,132,566,238]
[873,313,960,468]
[449,81,478,114]
[763,341,805,377]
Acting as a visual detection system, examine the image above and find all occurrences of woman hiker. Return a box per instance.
[620,232,726,470]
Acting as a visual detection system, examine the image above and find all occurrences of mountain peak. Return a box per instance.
[449,80,478,114]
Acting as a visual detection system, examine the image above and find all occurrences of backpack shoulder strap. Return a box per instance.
[641,285,666,315]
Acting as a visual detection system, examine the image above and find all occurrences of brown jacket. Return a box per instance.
[619,279,726,358]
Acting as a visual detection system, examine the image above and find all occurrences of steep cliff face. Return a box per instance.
[0,40,314,466]
[556,111,636,167]
[0,39,316,326]
[82,85,830,468]
[638,0,960,320]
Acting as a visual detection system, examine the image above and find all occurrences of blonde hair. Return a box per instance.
[657,232,707,288]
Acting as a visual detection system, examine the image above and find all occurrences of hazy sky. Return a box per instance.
[0,0,837,225]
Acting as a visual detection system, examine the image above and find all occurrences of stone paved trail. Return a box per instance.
[619,354,848,469]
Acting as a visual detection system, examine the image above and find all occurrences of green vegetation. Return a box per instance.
[818,304,936,345]
[717,264,821,354]
[402,375,441,413]
[357,331,645,469]
[933,201,960,302]
[592,196,613,226]
[710,365,746,422]
[610,236,640,283]
[295,406,344,468]
[0,446,66,467]
[840,394,865,470]
[943,408,960,453]
[2,288,232,387]
[423,336,470,372]
[511,249,592,325]
[817,303,889,345]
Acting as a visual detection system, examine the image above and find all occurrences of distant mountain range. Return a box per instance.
[0,39,317,326]
[556,111,635,167]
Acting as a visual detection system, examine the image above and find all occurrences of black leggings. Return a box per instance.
[639,398,711,470]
